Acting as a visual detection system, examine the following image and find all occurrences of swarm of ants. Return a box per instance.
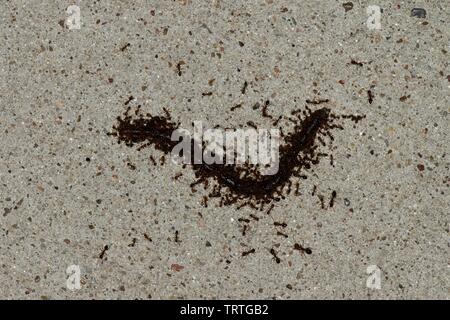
[110,97,364,263]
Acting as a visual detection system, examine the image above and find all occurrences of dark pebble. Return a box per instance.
[411,8,427,18]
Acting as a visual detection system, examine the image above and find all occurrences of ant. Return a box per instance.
[242,225,248,236]
[274,221,287,228]
[276,231,288,238]
[99,245,109,260]
[265,204,274,215]
[329,190,337,208]
[270,248,281,263]
[242,248,255,257]
[294,243,312,255]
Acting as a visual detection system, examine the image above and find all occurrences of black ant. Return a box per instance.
[270,248,281,263]
[294,243,312,255]
[242,225,248,236]
[274,221,287,228]
[242,249,255,257]
[276,231,288,238]
[99,245,109,260]
[329,190,337,208]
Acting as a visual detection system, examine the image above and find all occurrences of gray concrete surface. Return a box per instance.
[0,0,448,299]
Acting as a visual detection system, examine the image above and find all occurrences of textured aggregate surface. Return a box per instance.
[0,1,449,299]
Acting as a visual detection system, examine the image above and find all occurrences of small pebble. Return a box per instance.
[344,198,351,206]
[411,8,427,18]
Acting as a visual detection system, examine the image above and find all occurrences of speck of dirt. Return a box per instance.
[3,207,12,217]
[400,95,410,102]
[171,263,184,272]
